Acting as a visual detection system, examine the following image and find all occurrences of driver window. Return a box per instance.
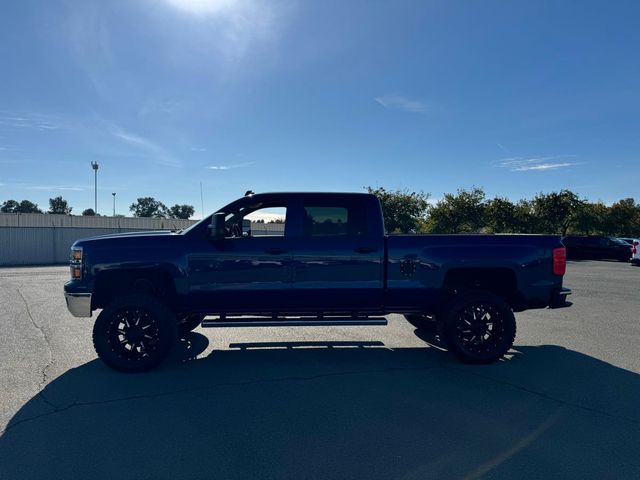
[240,206,286,237]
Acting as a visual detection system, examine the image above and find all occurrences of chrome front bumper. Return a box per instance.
[65,292,92,318]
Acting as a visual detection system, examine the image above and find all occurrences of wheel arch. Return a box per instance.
[92,266,178,310]
[442,267,519,307]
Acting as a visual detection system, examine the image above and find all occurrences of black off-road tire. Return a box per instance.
[93,294,178,372]
[178,314,205,334]
[441,291,516,364]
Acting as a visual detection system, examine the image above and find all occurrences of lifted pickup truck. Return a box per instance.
[64,192,570,372]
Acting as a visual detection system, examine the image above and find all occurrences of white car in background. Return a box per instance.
[620,238,640,266]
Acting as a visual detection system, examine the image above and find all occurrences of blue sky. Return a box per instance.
[1,0,639,218]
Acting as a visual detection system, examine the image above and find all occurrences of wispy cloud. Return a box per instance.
[494,155,581,172]
[207,161,254,170]
[375,94,426,114]
[191,147,207,152]
[111,127,181,167]
[0,111,63,131]
[8,182,88,191]
[497,143,510,154]
[513,162,576,171]
[28,185,86,191]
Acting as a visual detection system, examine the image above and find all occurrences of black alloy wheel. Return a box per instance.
[441,291,516,364]
[109,307,161,361]
[93,294,178,372]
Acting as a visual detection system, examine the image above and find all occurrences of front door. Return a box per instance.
[187,203,292,313]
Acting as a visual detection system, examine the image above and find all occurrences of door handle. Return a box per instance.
[265,248,289,255]
[354,246,377,254]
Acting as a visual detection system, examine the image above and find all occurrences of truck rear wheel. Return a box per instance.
[441,291,516,364]
[93,294,178,372]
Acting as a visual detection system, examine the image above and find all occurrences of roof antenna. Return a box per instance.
[244,190,254,197]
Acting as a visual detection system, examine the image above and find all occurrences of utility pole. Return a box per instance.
[91,161,99,214]
[112,192,116,216]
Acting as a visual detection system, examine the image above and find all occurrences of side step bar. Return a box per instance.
[201,316,388,328]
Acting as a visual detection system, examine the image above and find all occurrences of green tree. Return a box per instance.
[485,197,517,233]
[604,198,640,236]
[366,187,430,233]
[82,208,96,216]
[129,197,167,218]
[425,187,486,233]
[510,200,537,233]
[571,202,609,235]
[531,190,583,235]
[48,196,72,215]
[167,204,195,219]
[16,200,43,213]
[1,199,19,213]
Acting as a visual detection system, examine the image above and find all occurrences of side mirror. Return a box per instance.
[208,212,226,239]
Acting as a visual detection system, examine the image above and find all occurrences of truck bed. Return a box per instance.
[385,234,565,312]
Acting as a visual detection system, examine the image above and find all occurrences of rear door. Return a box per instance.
[288,196,384,312]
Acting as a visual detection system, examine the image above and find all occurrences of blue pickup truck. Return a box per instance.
[64,192,570,372]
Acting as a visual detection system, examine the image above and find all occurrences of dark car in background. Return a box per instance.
[563,236,632,262]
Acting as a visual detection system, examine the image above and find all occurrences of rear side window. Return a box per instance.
[304,207,348,235]
[303,199,368,237]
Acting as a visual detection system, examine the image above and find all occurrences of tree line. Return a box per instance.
[367,187,640,237]
[0,196,196,219]
[3,189,640,235]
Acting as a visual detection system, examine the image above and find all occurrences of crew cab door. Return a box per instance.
[187,202,292,312]
[288,196,384,312]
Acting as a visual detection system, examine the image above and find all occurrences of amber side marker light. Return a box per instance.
[71,266,82,279]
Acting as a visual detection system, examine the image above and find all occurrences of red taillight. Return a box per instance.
[633,242,637,255]
[553,247,566,276]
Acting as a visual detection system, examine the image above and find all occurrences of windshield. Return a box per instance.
[612,238,631,246]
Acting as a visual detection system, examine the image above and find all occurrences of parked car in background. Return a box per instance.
[563,236,632,262]
[618,237,639,246]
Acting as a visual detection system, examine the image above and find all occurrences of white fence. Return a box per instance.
[0,213,285,266]
[0,213,196,230]
[0,213,196,266]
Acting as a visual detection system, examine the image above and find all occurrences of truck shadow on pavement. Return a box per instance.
[1,331,639,479]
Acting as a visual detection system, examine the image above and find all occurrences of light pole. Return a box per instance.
[91,161,99,214]
[112,192,116,216]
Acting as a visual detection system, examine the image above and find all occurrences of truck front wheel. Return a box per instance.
[441,291,516,364]
[93,294,178,372]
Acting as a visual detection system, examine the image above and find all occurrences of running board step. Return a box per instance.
[201,317,388,328]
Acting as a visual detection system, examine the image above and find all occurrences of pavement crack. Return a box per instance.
[1,364,441,434]
[16,286,59,411]
[443,364,640,425]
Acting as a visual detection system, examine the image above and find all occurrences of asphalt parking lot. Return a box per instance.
[0,261,638,479]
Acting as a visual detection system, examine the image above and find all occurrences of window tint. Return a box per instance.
[303,200,368,237]
[304,206,348,236]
